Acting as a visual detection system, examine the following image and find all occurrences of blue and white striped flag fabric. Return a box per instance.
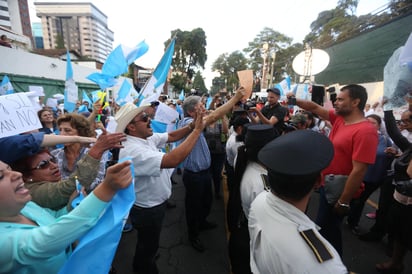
[116,80,132,106]
[0,75,14,95]
[87,41,149,90]
[274,76,291,97]
[64,51,78,112]
[138,39,175,106]
[59,157,135,274]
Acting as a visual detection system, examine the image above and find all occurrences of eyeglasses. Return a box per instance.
[133,112,154,123]
[400,119,411,124]
[31,156,57,170]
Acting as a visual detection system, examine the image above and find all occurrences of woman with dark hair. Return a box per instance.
[38,108,58,135]
[51,113,108,191]
[11,132,126,210]
[0,159,132,273]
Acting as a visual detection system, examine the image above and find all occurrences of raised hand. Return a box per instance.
[89,129,127,159]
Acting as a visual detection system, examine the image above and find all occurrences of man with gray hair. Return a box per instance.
[180,87,245,252]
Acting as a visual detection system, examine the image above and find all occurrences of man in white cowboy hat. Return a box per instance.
[115,102,205,274]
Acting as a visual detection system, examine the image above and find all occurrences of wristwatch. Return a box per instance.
[337,200,350,208]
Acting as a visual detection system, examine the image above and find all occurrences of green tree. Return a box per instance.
[169,73,187,94]
[389,0,412,17]
[192,71,207,93]
[243,27,293,82]
[211,51,248,91]
[167,28,207,91]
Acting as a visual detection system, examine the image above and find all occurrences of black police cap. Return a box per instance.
[258,130,334,175]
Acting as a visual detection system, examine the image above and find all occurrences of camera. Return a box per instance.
[287,96,297,105]
[244,100,256,111]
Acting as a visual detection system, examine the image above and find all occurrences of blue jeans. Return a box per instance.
[129,202,167,274]
[316,187,344,256]
[183,169,212,239]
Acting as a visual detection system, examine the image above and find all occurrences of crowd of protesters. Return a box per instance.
[2,83,412,274]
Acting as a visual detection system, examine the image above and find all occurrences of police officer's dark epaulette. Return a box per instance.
[260,174,270,192]
[299,229,334,263]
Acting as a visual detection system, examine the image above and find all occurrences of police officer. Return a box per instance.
[248,130,349,274]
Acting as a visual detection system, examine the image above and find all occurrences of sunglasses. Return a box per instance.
[31,156,57,170]
[133,112,154,123]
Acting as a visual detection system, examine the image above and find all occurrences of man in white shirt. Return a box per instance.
[115,102,205,274]
[225,116,249,193]
[249,130,348,274]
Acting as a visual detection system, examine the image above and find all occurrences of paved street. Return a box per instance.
[112,171,412,274]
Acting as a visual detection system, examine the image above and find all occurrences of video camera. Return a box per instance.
[244,100,257,111]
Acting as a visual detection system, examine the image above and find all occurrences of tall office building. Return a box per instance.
[34,2,113,63]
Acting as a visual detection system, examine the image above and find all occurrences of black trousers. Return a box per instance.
[129,202,167,274]
[183,169,212,239]
[228,220,252,274]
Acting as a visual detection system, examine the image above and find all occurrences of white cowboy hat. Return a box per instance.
[114,103,148,133]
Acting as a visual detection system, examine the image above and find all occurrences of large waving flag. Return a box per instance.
[0,75,14,95]
[138,39,175,106]
[274,75,291,97]
[82,90,92,106]
[116,79,133,106]
[64,51,78,112]
[87,41,149,90]
[59,157,135,274]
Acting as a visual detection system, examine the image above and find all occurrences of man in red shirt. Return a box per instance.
[287,84,378,255]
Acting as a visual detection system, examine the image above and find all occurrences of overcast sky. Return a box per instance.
[29,0,390,87]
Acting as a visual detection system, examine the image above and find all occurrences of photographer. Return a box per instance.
[247,88,288,135]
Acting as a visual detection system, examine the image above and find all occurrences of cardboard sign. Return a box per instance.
[0,93,43,138]
[237,70,254,100]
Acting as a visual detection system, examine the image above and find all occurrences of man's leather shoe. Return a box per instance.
[199,221,217,231]
[190,237,205,252]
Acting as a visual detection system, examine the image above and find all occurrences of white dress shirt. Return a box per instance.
[240,161,267,218]
[119,133,171,208]
[249,192,348,274]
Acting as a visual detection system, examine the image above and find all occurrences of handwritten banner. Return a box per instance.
[0,93,42,138]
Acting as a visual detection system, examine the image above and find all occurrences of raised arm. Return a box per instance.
[204,87,245,126]
[286,92,330,121]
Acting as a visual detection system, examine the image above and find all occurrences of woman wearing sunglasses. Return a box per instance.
[11,131,126,210]
[0,159,132,274]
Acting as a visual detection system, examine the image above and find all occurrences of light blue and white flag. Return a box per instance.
[87,41,149,90]
[64,51,78,112]
[82,90,92,106]
[179,89,185,101]
[274,75,291,97]
[0,75,14,95]
[138,39,175,106]
[59,157,135,274]
[116,79,133,106]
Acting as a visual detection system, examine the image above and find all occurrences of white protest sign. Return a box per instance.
[154,102,179,124]
[0,93,43,138]
[28,86,45,96]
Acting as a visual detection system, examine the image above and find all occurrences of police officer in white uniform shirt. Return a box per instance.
[248,130,349,274]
